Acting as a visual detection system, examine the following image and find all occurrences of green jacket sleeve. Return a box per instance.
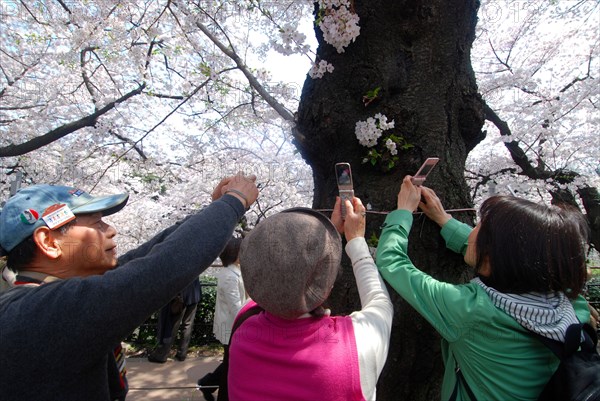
[440,218,472,256]
[376,210,477,342]
[573,294,593,324]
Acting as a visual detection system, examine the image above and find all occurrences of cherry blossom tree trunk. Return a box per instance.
[295,1,484,399]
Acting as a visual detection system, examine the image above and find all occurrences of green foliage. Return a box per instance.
[23,32,51,45]
[362,133,414,172]
[362,87,381,106]
[367,231,379,248]
[140,173,161,184]
[125,312,159,349]
[315,6,325,26]
[125,279,219,350]
[586,273,599,316]
[199,62,212,77]
[191,279,218,346]
[129,171,167,197]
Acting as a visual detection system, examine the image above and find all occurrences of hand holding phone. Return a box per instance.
[411,158,439,186]
[335,162,354,219]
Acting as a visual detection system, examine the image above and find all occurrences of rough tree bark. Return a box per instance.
[295,1,484,399]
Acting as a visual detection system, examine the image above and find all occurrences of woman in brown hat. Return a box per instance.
[227,196,393,401]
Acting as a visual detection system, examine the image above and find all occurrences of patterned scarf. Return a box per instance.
[472,277,580,343]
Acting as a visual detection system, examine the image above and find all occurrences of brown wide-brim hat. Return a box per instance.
[240,208,342,320]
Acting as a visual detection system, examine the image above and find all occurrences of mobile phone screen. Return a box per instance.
[411,157,439,185]
[336,163,353,187]
[335,163,354,219]
[416,164,434,178]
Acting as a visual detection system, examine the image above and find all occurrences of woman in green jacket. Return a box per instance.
[377,176,593,401]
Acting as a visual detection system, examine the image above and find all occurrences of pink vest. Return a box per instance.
[228,302,365,401]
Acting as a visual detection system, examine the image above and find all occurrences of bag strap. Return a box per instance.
[530,323,599,361]
[448,357,477,401]
[217,304,264,401]
[448,324,598,401]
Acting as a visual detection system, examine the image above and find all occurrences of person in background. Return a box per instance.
[227,197,393,401]
[1,257,14,292]
[148,277,202,363]
[376,176,592,400]
[197,236,246,401]
[584,266,600,330]
[0,173,258,401]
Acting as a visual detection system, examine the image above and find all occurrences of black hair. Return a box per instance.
[476,195,589,299]
[5,222,76,272]
[5,236,37,272]
[220,237,242,266]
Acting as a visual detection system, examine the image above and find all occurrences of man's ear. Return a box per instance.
[32,227,62,260]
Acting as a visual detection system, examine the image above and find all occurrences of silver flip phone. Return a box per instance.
[335,162,354,219]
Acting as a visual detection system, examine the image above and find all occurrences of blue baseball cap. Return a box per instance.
[0,184,129,253]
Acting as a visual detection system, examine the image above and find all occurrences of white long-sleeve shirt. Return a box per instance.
[213,264,247,344]
[347,237,394,400]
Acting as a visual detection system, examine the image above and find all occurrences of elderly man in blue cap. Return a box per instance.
[0,174,258,401]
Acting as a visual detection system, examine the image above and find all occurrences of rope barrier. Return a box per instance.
[129,386,198,390]
[129,385,219,390]
[315,208,477,215]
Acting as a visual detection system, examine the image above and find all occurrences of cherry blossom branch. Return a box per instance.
[55,0,71,14]
[19,1,50,26]
[171,1,294,123]
[482,100,551,180]
[483,100,600,248]
[465,167,517,201]
[89,78,211,190]
[0,83,146,157]
[108,130,148,160]
[80,46,100,107]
